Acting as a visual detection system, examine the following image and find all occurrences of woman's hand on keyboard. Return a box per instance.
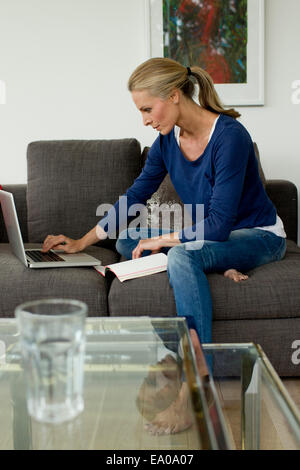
[42,235,84,254]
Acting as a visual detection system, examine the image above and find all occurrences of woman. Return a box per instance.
[42,58,286,345]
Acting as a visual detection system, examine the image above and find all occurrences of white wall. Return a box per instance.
[0,0,155,182]
[1,0,300,239]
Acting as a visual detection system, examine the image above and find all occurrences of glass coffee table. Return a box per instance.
[0,317,299,450]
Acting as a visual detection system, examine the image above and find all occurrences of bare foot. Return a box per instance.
[144,383,193,435]
[224,268,248,282]
[137,355,182,422]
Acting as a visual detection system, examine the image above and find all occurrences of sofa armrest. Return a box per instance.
[265,180,298,243]
[0,184,28,243]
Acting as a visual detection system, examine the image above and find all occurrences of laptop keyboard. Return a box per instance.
[26,250,65,263]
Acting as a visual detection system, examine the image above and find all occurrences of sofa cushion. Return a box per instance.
[265,180,298,243]
[27,139,142,243]
[141,147,184,231]
[212,317,300,377]
[108,270,176,318]
[108,240,300,322]
[209,240,300,321]
[253,142,267,187]
[0,244,119,318]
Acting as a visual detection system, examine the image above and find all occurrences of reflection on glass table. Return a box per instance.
[0,317,229,450]
[0,317,299,450]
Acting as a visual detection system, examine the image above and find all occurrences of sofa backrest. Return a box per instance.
[0,139,298,245]
[26,139,142,243]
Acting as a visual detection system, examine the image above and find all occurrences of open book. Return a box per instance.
[93,253,168,282]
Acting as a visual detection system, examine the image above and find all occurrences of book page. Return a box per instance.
[94,265,107,277]
[94,253,168,282]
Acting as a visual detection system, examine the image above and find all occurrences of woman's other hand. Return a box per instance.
[132,232,181,259]
[131,237,162,259]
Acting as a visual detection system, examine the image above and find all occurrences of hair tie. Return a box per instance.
[187,66,192,76]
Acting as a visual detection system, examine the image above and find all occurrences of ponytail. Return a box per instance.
[188,66,241,119]
[128,58,241,119]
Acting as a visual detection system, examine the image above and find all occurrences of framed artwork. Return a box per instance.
[145,0,264,106]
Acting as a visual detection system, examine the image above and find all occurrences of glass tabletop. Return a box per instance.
[0,317,230,451]
[0,318,299,450]
[202,343,300,450]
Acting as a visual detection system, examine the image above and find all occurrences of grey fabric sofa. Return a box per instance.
[1,139,300,377]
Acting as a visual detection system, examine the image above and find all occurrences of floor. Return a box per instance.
[216,378,300,450]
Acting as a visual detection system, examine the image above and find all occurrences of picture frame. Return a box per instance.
[144,0,265,106]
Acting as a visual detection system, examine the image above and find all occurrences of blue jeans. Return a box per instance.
[116,228,286,344]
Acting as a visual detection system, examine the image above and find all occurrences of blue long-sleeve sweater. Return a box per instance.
[98,114,276,243]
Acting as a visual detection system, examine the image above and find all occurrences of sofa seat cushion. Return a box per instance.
[0,244,119,318]
[108,240,300,322]
[108,271,176,318]
[209,240,300,321]
[212,318,300,377]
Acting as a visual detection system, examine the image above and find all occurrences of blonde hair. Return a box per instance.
[128,57,241,119]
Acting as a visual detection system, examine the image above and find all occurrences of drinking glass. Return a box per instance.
[15,299,87,424]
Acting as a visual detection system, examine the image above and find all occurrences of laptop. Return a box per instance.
[0,190,101,268]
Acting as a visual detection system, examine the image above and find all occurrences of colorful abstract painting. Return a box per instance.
[163,0,248,84]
